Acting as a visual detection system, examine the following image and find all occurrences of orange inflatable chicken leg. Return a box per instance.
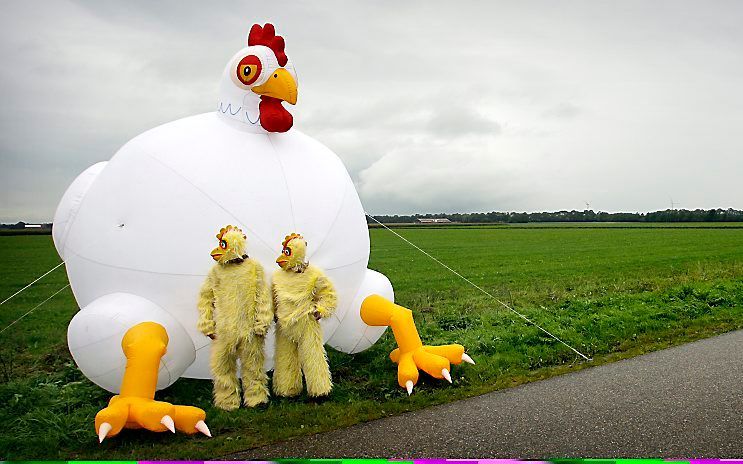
[94,322,211,442]
[360,295,474,395]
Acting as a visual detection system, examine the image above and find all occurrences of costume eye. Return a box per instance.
[236,55,262,86]
[220,240,227,249]
[283,247,291,256]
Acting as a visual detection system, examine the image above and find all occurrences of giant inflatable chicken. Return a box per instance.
[53,24,472,441]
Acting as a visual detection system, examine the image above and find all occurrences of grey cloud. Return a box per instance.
[427,104,502,138]
[541,102,581,120]
[358,142,535,215]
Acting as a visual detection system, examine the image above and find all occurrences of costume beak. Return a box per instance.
[252,68,297,105]
[211,248,223,262]
[276,256,288,267]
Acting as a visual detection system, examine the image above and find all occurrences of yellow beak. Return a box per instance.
[252,68,298,105]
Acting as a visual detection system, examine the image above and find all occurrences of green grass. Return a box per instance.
[1,226,742,459]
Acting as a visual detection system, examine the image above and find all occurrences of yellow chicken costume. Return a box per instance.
[272,233,337,398]
[197,225,273,410]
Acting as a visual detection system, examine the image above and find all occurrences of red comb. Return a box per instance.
[248,23,288,67]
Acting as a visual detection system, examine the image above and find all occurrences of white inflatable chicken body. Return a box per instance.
[55,24,471,440]
[54,24,393,394]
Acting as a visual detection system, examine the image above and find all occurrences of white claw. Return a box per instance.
[442,368,452,383]
[461,353,476,365]
[98,422,112,443]
[195,420,212,438]
[405,380,414,396]
[161,414,176,433]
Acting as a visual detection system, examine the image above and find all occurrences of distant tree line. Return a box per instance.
[0,222,53,229]
[3,209,743,231]
[369,208,743,224]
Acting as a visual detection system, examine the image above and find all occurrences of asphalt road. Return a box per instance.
[229,330,743,459]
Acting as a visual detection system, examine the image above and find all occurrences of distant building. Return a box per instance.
[417,218,451,224]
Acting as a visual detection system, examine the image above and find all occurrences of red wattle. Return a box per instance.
[259,96,293,133]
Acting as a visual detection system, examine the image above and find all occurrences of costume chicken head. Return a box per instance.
[211,225,247,264]
[276,233,308,271]
[218,23,298,133]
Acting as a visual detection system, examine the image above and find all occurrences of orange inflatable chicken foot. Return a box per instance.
[360,295,475,395]
[95,322,211,443]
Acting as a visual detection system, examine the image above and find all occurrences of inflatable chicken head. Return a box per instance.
[219,23,298,133]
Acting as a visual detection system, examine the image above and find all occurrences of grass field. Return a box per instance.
[1,225,742,459]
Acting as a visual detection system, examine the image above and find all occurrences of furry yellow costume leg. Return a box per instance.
[272,328,303,397]
[210,337,241,411]
[210,336,268,409]
[240,335,269,407]
[297,321,332,397]
[273,319,331,397]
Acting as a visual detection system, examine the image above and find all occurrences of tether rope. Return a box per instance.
[0,261,65,306]
[366,213,592,361]
[0,283,70,335]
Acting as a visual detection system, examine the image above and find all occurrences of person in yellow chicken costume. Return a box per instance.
[272,233,337,398]
[197,225,273,410]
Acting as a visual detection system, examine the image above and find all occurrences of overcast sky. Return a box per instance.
[1,0,742,222]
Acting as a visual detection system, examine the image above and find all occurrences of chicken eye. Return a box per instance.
[220,240,227,249]
[236,55,262,86]
[283,248,291,256]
